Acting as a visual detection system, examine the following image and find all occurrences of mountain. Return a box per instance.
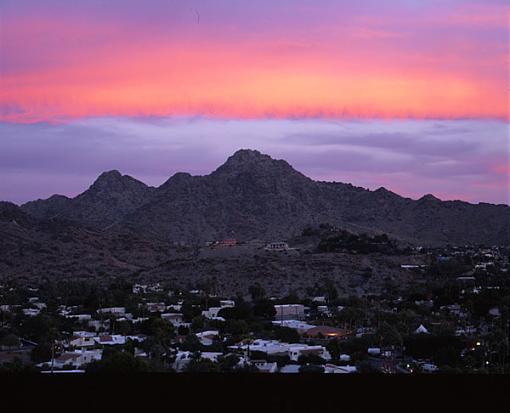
[19,149,510,246]
[22,170,155,228]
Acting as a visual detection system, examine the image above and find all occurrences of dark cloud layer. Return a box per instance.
[0,118,508,205]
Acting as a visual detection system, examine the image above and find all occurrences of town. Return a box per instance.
[1,242,508,374]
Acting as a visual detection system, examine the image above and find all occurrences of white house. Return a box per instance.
[264,242,289,251]
[38,349,103,369]
[202,307,223,319]
[287,345,331,362]
[324,364,357,374]
[66,314,92,321]
[94,335,127,346]
[271,320,316,334]
[97,307,126,316]
[22,308,40,317]
[173,351,193,372]
[200,352,223,363]
[69,336,97,348]
[252,360,278,373]
[146,302,167,313]
[414,324,429,334]
[219,300,235,308]
[196,330,220,346]
[279,364,301,373]
[229,339,330,362]
[161,313,184,326]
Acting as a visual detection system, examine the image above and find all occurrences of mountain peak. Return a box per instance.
[419,194,440,202]
[212,149,297,177]
[95,169,123,182]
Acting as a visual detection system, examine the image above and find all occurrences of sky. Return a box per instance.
[0,0,508,204]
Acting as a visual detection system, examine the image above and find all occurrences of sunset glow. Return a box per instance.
[1,0,507,122]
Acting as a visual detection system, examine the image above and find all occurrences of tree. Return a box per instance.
[31,342,52,363]
[253,300,276,319]
[184,358,220,373]
[218,354,241,372]
[376,322,403,347]
[249,283,266,302]
[273,326,300,344]
[0,333,20,349]
[180,334,202,352]
[297,354,326,365]
[86,351,152,373]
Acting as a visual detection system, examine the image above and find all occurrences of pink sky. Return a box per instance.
[0,0,508,121]
[0,1,508,204]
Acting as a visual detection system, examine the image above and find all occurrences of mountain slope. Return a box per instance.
[22,170,155,228]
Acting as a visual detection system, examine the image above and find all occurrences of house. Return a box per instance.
[69,336,96,348]
[274,304,305,321]
[215,239,237,248]
[252,360,278,373]
[38,349,102,369]
[287,345,331,362]
[94,335,127,346]
[368,347,381,356]
[161,313,184,326]
[33,302,47,310]
[200,352,223,363]
[264,242,289,251]
[196,330,219,346]
[317,306,332,316]
[22,308,40,317]
[219,300,235,308]
[272,320,316,334]
[88,319,110,331]
[414,324,429,334]
[489,307,501,317]
[202,307,223,319]
[132,317,150,324]
[97,307,126,316]
[134,347,148,358]
[229,339,290,357]
[421,363,439,373]
[66,314,92,321]
[146,302,166,313]
[173,351,193,372]
[324,364,357,374]
[279,364,301,373]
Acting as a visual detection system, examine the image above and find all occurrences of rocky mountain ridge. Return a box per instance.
[14,149,510,246]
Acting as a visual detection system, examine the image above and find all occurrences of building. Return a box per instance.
[97,307,126,316]
[274,304,305,321]
[38,349,102,369]
[252,360,278,373]
[161,313,184,326]
[272,320,316,334]
[287,345,331,362]
[196,330,220,346]
[215,239,237,248]
[146,302,166,313]
[265,242,289,251]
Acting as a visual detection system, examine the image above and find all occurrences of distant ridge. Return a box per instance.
[17,149,510,246]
